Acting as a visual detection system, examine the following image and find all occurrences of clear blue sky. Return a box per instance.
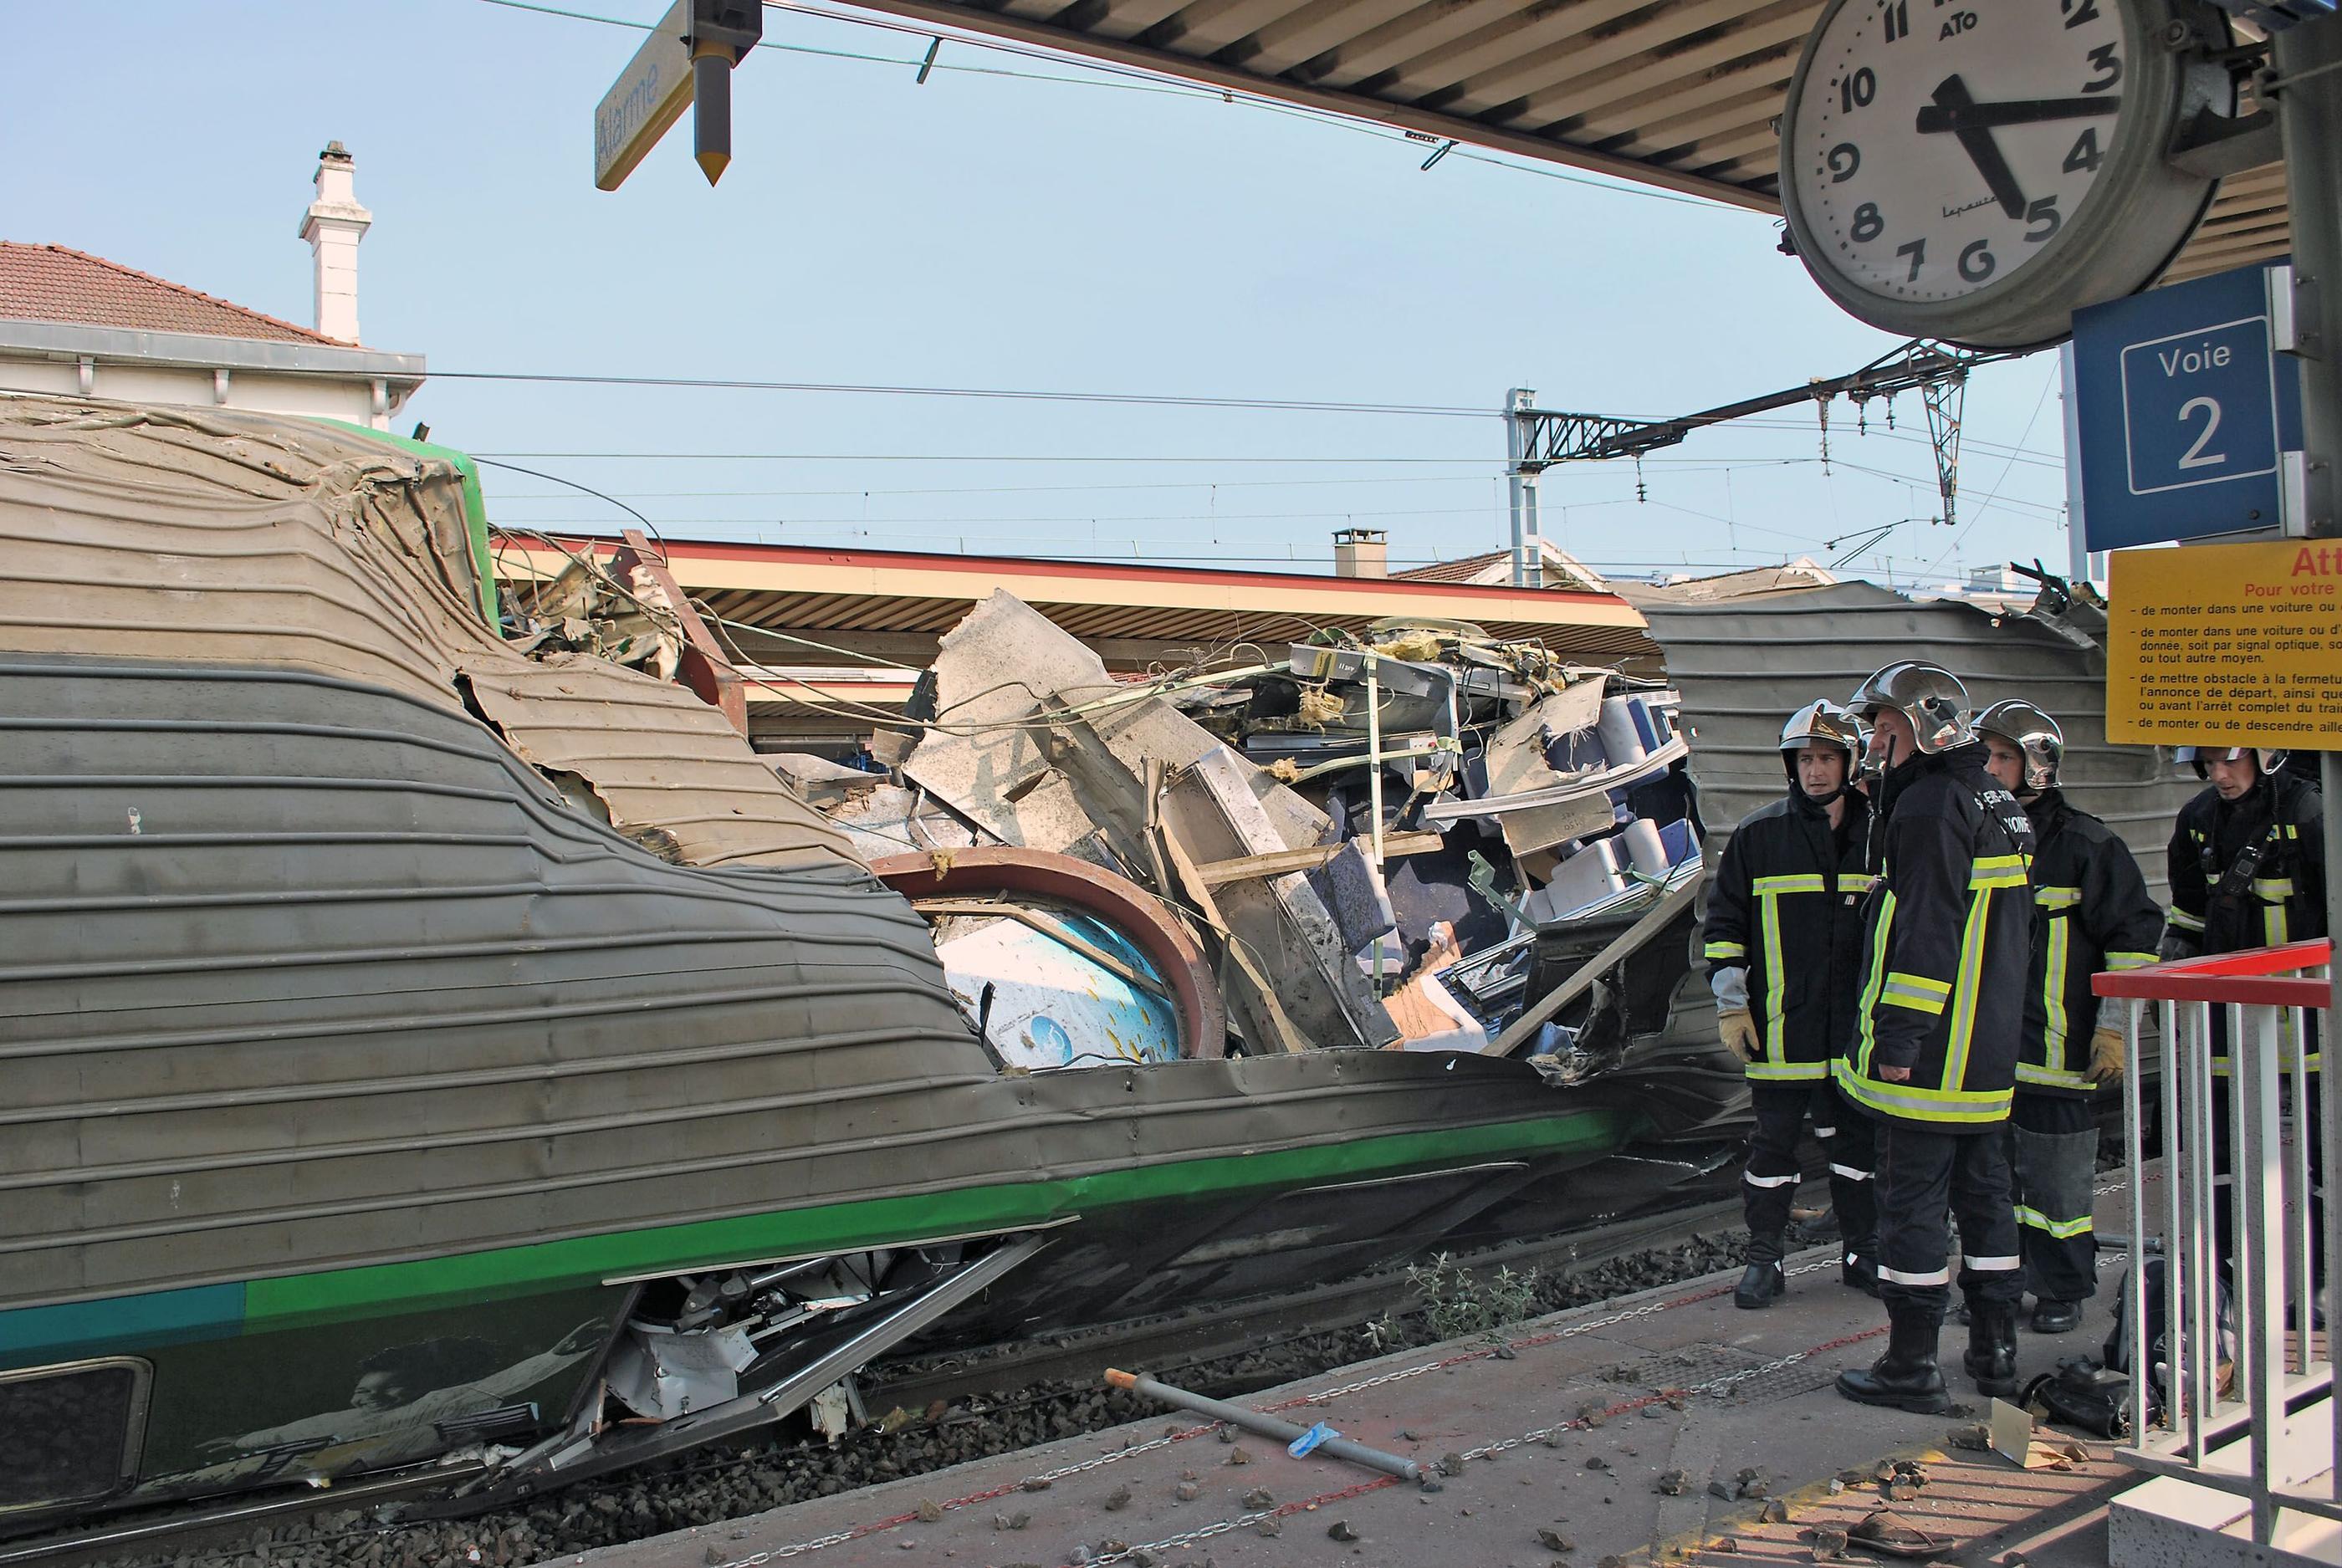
[0,1,2077,585]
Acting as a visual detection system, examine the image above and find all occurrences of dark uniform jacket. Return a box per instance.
[2167,768,2326,1072]
[1702,786,1875,1080]
[1835,740,2037,1127]
[2167,769,2326,957]
[2017,789,2165,1097]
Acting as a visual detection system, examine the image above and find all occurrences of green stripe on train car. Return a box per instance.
[248,1111,1628,1325]
[4,1111,1626,1366]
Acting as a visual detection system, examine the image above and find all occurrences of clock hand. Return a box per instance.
[1914,95,2121,134]
[1924,74,2026,221]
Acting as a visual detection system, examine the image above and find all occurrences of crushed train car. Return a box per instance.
[0,396,1740,1533]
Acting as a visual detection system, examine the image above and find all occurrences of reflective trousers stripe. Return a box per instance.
[1965,1254,2022,1270]
[1744,1170,1799,1188]
[1830,1162,1874,1182]
[2015,1205,2094,1239]
[1879,1264,1950,1286]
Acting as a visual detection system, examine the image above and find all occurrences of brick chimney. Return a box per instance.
[1332,527,1388,579]
[298,140,371,344]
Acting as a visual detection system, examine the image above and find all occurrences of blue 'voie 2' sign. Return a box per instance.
[2072,261,2305,553]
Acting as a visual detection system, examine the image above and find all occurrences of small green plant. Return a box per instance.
[1405,1253,1542,1341]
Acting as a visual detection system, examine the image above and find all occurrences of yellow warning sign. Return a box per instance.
[2108,539,2342,748]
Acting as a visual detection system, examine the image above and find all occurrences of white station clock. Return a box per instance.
[1779,0,2233,349]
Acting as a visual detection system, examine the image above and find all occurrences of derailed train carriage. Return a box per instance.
[0,397,1740,1531]
[0,396,2187,1534]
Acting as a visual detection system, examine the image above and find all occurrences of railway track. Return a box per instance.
[0,1195,1747,1568]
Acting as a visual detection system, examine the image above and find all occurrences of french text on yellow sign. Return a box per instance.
[2108,539,2342,750]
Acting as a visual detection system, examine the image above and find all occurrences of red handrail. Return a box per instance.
[2092,938,2334,1009]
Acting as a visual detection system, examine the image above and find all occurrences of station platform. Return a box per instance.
[567,1183,2150,1568]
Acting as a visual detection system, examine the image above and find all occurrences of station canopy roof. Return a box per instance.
[839,0,2286,283]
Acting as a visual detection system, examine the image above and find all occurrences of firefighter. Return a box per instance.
[1972,701,2163,1335]
[2162,746,2327,1274]
[1704,700,1879,1310]
[1833,661,2037,1414]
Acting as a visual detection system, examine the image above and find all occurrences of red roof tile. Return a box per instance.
[0,243,345,346]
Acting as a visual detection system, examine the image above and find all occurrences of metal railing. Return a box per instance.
[2097,938,2335,1543]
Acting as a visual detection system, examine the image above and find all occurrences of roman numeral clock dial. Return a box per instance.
[1778,0,2228,349]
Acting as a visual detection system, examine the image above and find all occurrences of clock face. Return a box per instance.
[1786,0,2135,307]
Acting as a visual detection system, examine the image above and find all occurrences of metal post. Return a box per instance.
[2288,1009,2314,1375]
[1506,387,1544,589]
[2271,15,2342,1496]
[691,45,734,184]
[2188,1000,2216,1460]
[1364,655,1385,871]
[2127,997,2152,1439]
[2240,1004,2283,1540]
[2060,343,2093,585]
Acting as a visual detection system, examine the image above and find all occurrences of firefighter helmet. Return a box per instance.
[2173,746,2287,779]
[1778,700,1864,775]
[1849,661,1973,756]
[1971,699,2063,794]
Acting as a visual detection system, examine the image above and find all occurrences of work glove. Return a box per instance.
[2088,1024,2125,1085]
[2159,930,2201,963]
[1718,1008,1762,1063]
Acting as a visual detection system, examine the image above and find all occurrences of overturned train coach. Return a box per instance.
[0,397,1748,1531]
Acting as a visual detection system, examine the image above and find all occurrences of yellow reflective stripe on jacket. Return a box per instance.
[2015,1204,2094,1239]
[1879,971,1951,1015]
[2041,906,2072,1064]
[2167,907,2206,932]
[1854,889,1896,1075]
[2211,1054,2323,1076]
[1745,1059,1830,1081]
[2253,878,2296,901]
[2017,1062,2095,1090]
[2033,885,2084,910]
[1839,873,1879,895]
[2268,901,2291,947]
[1752,873,1829,894]
[1760,884,1791,1060]
[1969,854,2029,890]
[1941,886,1995,1093]
[2107,950,2158,970]
[1704,940,1746,961]
[1833,1059,2012,1123]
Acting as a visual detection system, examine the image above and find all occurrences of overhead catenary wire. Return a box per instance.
[416,368,1496,419]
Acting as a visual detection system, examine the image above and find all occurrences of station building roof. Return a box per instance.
[495,535,1664,714]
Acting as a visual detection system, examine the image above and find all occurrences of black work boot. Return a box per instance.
[1836,1310,1950,1412]
[2030,1299,2081,1334]
[1964,1298,2021,1397]
[1735,1259,1785,1310]
[1842,1249,1880,1298]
